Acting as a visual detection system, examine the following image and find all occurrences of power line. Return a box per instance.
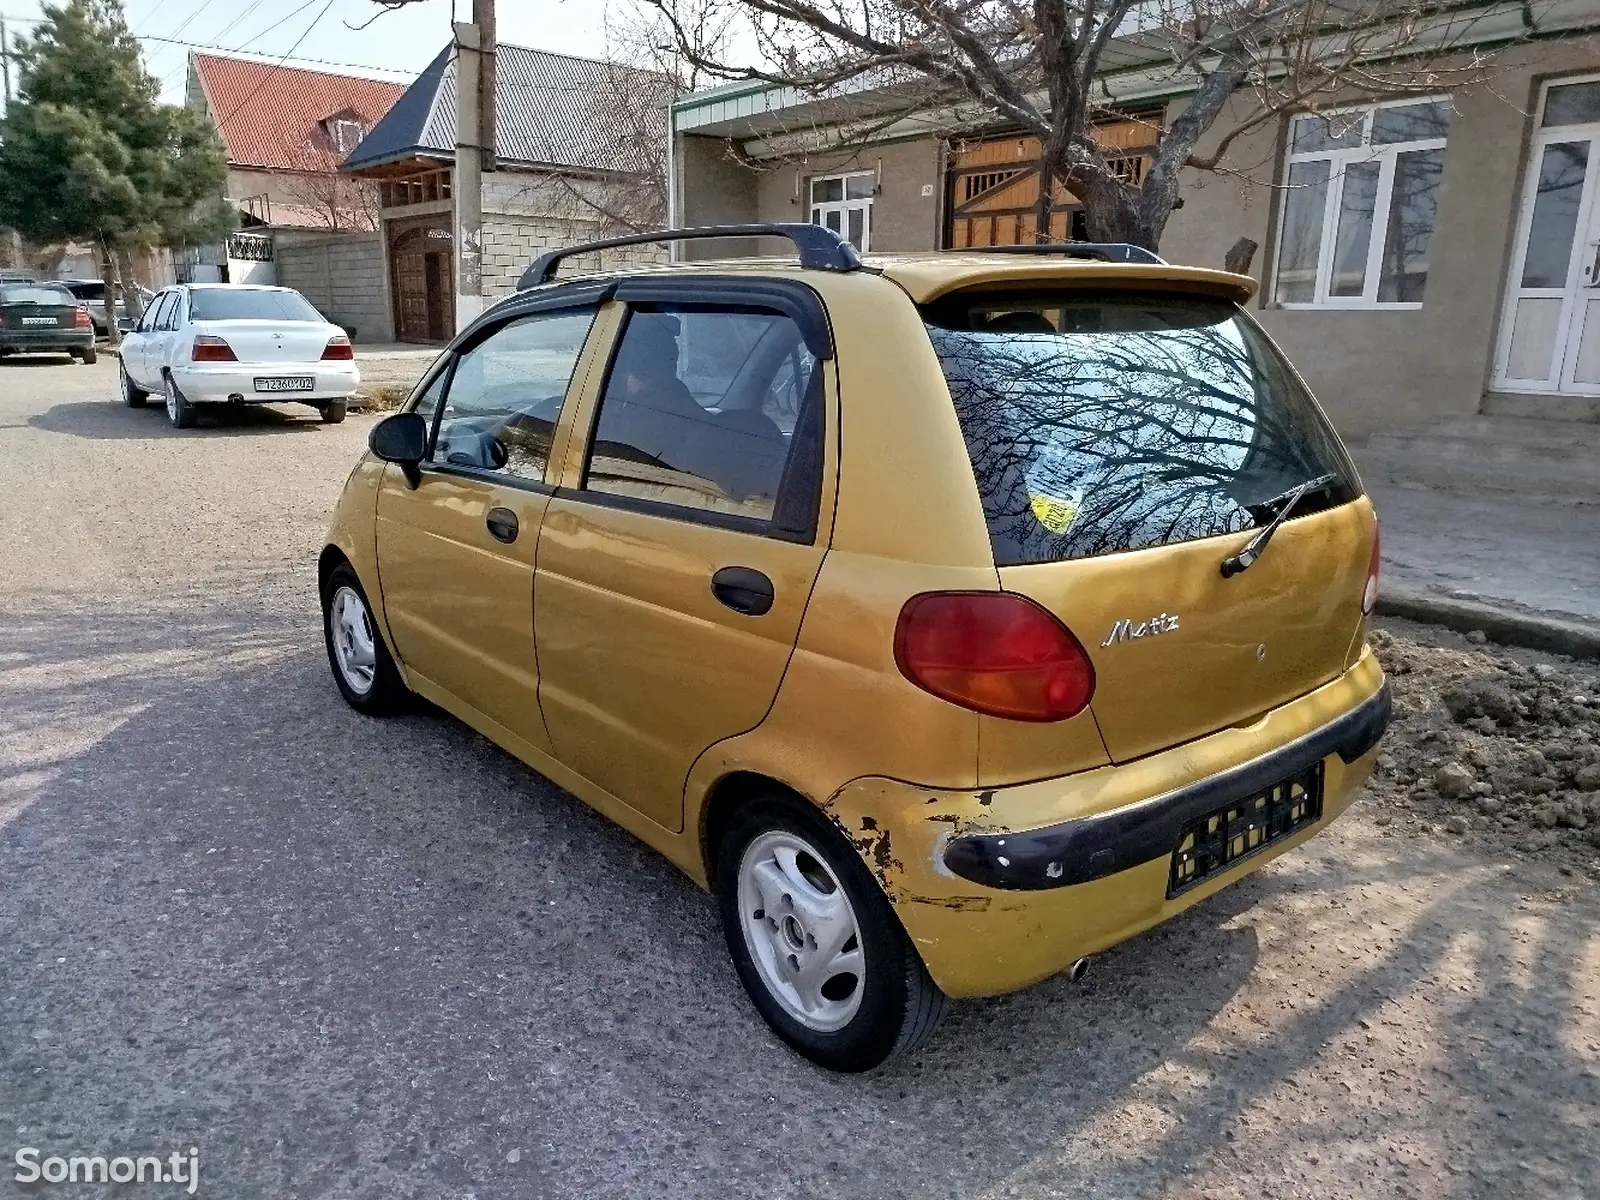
[216,0,337,124]
[137,33,415,78]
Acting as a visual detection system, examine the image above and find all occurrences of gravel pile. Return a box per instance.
[1366,623,1600,867]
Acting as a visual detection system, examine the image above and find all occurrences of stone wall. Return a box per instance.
[478,172,663,294]
[273,230,389,342]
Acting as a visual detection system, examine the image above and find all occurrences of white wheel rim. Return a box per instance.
[165,376,178,421]
[329,585,378,694]
[737,830,866,1032]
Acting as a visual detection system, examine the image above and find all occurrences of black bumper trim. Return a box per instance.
[942,682,1391,892]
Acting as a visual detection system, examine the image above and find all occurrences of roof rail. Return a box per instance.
[951,242,1164,265]
[518,223,864,289]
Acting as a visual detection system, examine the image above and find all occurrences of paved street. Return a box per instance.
[2,356,1598,1200]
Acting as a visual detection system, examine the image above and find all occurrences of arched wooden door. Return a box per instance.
[390,223,455,343]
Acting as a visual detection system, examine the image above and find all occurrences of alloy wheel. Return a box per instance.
[329,585,378,695]
[737,830,866,1032]
[164,376,178,422]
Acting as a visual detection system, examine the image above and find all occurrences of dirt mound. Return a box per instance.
[1367,623,1600,863]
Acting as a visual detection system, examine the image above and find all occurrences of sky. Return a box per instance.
[0,0,621,104]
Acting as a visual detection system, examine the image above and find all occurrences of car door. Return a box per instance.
[534,281,836,833]
[124,291,166,385]
[373,291,610,757]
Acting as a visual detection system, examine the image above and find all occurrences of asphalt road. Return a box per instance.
[2,356,1597,1199]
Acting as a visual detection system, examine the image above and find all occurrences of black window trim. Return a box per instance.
[567,287,830,546]
[407,281,612,491]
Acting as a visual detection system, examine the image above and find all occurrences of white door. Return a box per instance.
[1495,78,1600,395]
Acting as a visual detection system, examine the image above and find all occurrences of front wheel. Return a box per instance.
[120,363,147,407]
[716,795,948,1072]
[164,373,197,428]
[322,563,407,715]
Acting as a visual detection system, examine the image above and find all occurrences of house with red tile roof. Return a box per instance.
[187,52,409,235]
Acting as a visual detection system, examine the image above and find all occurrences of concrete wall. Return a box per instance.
[754,137,943,251]
[1160,37,1600,442]
[678,136,760,259]
[273,230,389,342]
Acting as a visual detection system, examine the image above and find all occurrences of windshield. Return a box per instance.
[923,291,1358,565]
[2,284,76,306]
[188,289,323,323]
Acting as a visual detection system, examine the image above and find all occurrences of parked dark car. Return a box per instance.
[0,282,97,363]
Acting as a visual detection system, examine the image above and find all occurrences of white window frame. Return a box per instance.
[328,118,364,156]
[809,171,874,251]
[1271,95,1452,311]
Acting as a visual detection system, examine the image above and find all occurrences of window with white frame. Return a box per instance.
[810,172,874,251]
[1272,99,1452,307]
[326,117,365,156]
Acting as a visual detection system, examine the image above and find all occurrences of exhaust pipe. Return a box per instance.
[1067,956,1092,983]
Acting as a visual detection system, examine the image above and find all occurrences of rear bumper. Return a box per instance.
[171,362,360,404]
[824,651,1388,998]
[0,329,93,351]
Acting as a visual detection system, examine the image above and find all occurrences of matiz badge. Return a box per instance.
[1101,613,1180,647]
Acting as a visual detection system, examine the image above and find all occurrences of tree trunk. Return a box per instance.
[98,240,121,349]
[115,246,146,321]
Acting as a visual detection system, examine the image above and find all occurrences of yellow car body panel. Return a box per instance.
[824,650,1385,998]
[323,250,1386,1003]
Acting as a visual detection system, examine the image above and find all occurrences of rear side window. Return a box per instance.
[582,305,821,527]
[924,292,1358,565]
[188,289,322,323]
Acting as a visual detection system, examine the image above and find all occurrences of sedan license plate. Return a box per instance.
[254,376,315,393]
[1167,762,1324,897]
[21,316,57,326]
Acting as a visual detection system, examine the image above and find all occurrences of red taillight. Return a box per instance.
[894,592,1096,722]
[1362,522,1381,616]
[322,335,354,361]
[73,305,92,328]
[191,334,237,362]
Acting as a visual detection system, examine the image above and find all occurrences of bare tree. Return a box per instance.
[276,137,382,232]
[639,0,1523,248]
[543,0,730,235]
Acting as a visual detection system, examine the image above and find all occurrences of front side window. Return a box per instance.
[811,172,874,251]
[431,308,597,482]
[1273,99,1451,307]
[924,291,1358,565]
[582,305,820,525]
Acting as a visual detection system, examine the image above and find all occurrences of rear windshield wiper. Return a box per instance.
[1220,472,1338,578]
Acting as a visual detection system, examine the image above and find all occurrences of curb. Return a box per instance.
[1377,587,1600,659]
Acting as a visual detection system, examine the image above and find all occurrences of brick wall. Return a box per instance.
[272,230,388,342]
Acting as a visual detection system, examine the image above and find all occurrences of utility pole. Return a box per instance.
[2,18,13,113]
[453,0,495,331]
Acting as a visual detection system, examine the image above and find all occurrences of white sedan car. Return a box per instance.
[119,284,360,428]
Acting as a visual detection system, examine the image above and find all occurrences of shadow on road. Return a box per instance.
[1,354,87,367]
[1,603,1595,1198]
[28,398,337,439]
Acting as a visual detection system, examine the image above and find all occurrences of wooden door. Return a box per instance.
[945,121,1157,249]
[391,227,431,342]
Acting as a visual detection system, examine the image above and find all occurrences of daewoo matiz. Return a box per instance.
[318,225,1389,1072]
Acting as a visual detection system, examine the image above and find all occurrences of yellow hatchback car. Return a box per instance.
[319,225,1388,1072]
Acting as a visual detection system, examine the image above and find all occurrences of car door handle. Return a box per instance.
[711,566,774,616]
[485,506,519,544]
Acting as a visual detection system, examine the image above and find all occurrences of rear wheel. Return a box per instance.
[322,563,407,715]
[120,362,148,408]
[79,346,98,365]
[716,794,948,1072]
[320,399,348,424]
[164,373,196,428]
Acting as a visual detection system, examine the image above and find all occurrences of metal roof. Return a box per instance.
[342,42,670,175]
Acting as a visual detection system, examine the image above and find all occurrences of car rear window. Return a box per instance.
[188,289,323,323]
[923,291,1359,565]
[1,284,75,305]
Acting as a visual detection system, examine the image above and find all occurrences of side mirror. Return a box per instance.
[368,412,428,487]
[117,317,136,334]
